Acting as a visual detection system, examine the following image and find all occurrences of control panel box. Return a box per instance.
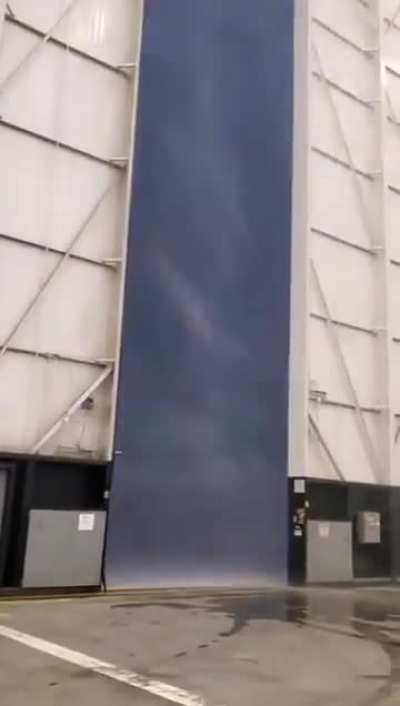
[357,512,381,545]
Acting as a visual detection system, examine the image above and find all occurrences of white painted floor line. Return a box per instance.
[0,624,217,706]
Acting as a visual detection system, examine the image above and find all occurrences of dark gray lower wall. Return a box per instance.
[289,478,400,583]
[105,0,294,587]
[0,458,107,589]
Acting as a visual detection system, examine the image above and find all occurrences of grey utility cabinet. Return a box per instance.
[23,510,106,588]
[307,520,353,583]
[357,512,381,544]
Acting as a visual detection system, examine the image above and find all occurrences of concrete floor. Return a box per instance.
[1,586,400,705]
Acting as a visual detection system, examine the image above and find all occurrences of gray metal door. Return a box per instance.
[23,510,106,588]
[307,520,353,583]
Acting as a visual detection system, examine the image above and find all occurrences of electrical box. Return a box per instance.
[357,512,381,545]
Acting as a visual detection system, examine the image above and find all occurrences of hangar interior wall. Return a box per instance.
[0,0,143,461]
[291,0,400,487]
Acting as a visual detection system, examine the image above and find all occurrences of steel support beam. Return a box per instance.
[385,1,400,34]
[311,226,375,255]
[4,12,133,79]
[311,259,381,481]
[7,344,112,368]
[0,0,81,96]
[310,312,377,336]
[371,0,395,485]
[311,145,376,182]
[313,226,400,270]
[309,413,345,480]
[0,231,118,270]
[310,397,382,414]
[386,63,400,82]
[30,365,113,455]
[0,178,121,361]
[106,0,145,460]
[0,118,125,170]
[385,18,400,31]
[289,0,312,480]
[312,41,373,213]
[312,16,373,55]
[312,70,373,108]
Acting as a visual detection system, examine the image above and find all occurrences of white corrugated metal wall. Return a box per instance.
[0,0,142,461]
[290,0,400,486]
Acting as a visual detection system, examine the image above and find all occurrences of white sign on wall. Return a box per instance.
[78,513,95,532]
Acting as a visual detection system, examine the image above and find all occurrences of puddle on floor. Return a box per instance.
[112,587,400,703]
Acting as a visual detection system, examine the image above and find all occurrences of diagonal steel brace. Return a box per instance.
[311,259,382,482]
[309,412,345,480]
[30,365,113,454]
[312,39,377,248]
[0,0,81,96]
[0,177,121,361]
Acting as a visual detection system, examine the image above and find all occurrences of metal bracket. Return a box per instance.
[30,365,113,455]
[385,0,400,34]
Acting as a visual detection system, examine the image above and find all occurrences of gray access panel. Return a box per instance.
[23,510,106,588]
[307,520,353,583]
[357,512,381,544]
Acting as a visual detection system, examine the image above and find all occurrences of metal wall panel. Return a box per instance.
[289,0,400,487]
[106,0,294,587]
[0,1,142,460]
[23,510,106,588]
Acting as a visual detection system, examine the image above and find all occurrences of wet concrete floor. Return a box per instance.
[1,586,400,705]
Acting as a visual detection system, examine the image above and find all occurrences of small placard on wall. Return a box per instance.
[294,479,305,494]
[318,522,330,539]
[78,513,95,532]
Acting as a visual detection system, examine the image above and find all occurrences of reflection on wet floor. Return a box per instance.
[112,587,400,703]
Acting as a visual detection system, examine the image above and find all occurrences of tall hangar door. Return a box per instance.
[106,0,294,587]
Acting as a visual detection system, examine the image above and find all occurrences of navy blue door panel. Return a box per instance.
[106,0,294,586]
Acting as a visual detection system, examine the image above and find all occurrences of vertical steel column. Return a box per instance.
[106,0,145,460]
[288,0,312,479]
[0,1,6,41]
[374,0,394,485]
